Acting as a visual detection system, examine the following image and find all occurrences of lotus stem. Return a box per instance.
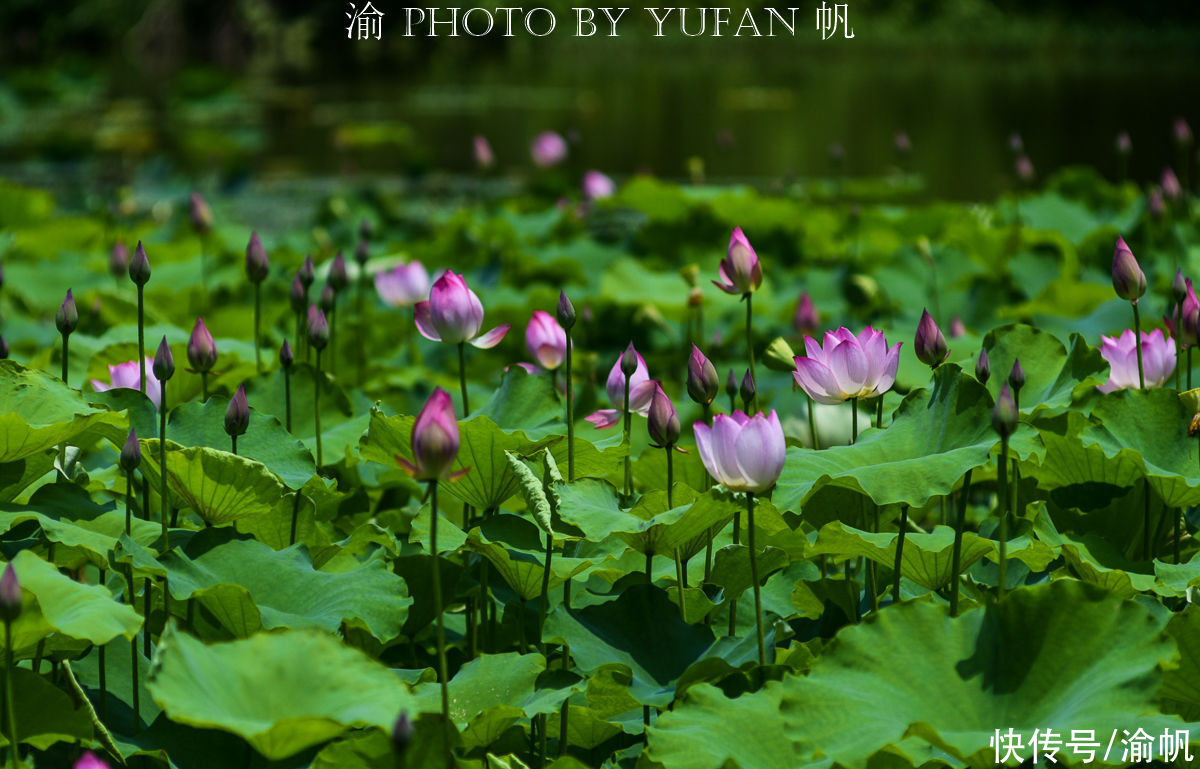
[201,371,208,403]
[284,365,292,433]
[807,394,820,450]
[539,530,553,658]
[1176,302,1183,392]
[875,396,883,429]
[645,550,653,586]
[565,331,575,482]
[5,619,18,769]
[728,507,740,638]
[289,491,302,546]
[850,398,858,444]
[137,286,146,395]
[253,283,262,375]
[356,274,367,386]
[622,373,632,497]
[1190,348,1194,390]
[744,293,757,411]
[892,505,908,603]
[1132,301,1145,389]
[230,434,238,456]
[160,380,168,555]
[997,436,1009,602]
[314,350,323,467]
[428,480,452,763]
[143,581,151,658]
[128,578,139,734]
[457,342,470,416]
[60,332,68,385]
[867,504,879,612]
[1143,479,1152,561]
[747,492,765,666]
[950,469,973,617]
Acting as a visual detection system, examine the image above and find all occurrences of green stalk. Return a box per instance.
[622,374,632,497]
[997,437,1009,602]
[727,510,740,638]
[1190,347,1194,390]
[314,350,324,467]
[457,342,470,416]
[428,481,452,763]
[565,333,575,481]
[137,286,146,395]
[1143,480,1152,561]
[159,380,168,555]
[850,398,858,443]
[1132,301,1145,389]
[200,371,208,403]
[356,274,367,386]
[539,529,553,657]
[875,396,883,429]
[254,283,262,374]
[284,365,292,433]
[892,506,908,602]
[747,492,765,666]
[1176,302,1183,392]
[867,505,878,612]
[289,491,302,546]
[231,434,238,456]
[5,620,18,769]
[61,332,69,384]
[125,468,140,732]
[807,394,820,450]
[744,293,757,411]
[950,469,973,617]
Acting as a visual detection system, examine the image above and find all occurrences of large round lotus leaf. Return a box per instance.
[779,580,1190,768]
[1080,388,1200,508]
[774,365,1041,512]
[4,549,142,658]
[146,626,420,760]
[0,359,125,463]
[137,440,289,525]
[980,323,1105,413]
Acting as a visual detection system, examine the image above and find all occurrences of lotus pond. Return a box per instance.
[2,148,1200,769]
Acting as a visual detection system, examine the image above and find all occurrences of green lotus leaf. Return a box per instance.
[0,359,126,463]
[138,440,289,526]
[980,323,1106,412]
[0,668,94,750]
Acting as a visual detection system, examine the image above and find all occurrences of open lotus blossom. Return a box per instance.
[792,327,901,405]
[1098,329,1175,393]
[582,170,616,200]
[531,131,568,168]
[376,261,430,307]
[414,271,509,348]
[713,227,762,296]
[1183,279,1200,346]
[525,310,567,369]
[694,410,786,494]
[90,358,161,408]
[585,349,656,429]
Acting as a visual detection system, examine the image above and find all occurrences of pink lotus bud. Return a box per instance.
[556,291,576,330]
[1009,132,1024,154]
[992,383,1018,438]
[686,345,719,406]
[392,711,415,754]
[1175,118,1193,146]
[153,337,175,381]
[414,271,509,349]
[1149,187,1166,220]
[187,317,217,374]
[245,232,269,284]
[1162,168,1182,201]
[894,131,911,155]
[280,340,294,369]
[647,384,680,447]
[225,385,249,438]
[290,274,308,314]
[949,316,966,338]
[1174,270,1188,303]
[582,170,616,201]
[914,309,949,368]
[375,262,430,308]
[693,410,786,493]
[620,342,639,378]
[584,348,653,429]
[407,387,460,481]
[793,326,901,404]
[74,751,111,769]
[739,369,755,408]
[1183,279,1199,346]
[525,310,567,370]
[190,192,213,235]
[713,227,763,296]
[319,283,335,313]
[474,135,495,170]
[975,349,990,384]
[56,289,78,336]
[1008,359,1025,392]
[110,241,129,280]
[308,305,330,351]
[793,293,819,337]
[1112,236,1146,302]
[530,131,568,168]
[1115,131,1132,156]
[725,369,738,401]
[0,562,21,623]
[329,252,350,293]
[298,255,315,289]
[1015,154,1035,183]
[120,428,141,472]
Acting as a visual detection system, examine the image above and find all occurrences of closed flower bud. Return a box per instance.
[620,342,639,378]
[110,241,129,280]
[120,428,141,472]
[687,345,719,406]
[307,305,330,351]
[914,309,948,368]
[0,563,21,623]
[975,349,991,385]
[187,317,217,374]
[1175,118,1193,147]
[992,383,1018,438]
[793,292,819,337]
[949,316,966,339]
[1163,168,1183,201]
[525,311,567,370]
[392,711,414,755]
[329,252,349,293]
[354,239,369,266]
[739,369,756,408]
[153,337,175,381]
[225,385,250,438]
[56,289,78,336]
[359,218,373,241]
[680,264,700,288]
[298,255,315,289]
[1112,236,1147,302]
[687,286,703,308]
[1149,187,1166,220]
[1008,359,1025,393]
[190,192,213,235]
[245,232,270,283]
[407,388,460,481]
[280,340,294,369]
[1175,270,1189,303]
[319,283,336,313]
[647,384,681,447]
[290,274,307,314]
[556,290,576,330]
[74,751,111,769]
[725,369,738,400]
[1116,131,1132,157]
[129,241,151,286]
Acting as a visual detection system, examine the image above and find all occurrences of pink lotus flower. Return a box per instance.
[90,358,161,408]
[525,311,567,370]
[1183,279,1200,346]
[792,327,901,405]
[582,171,615,200]
[585,349,656,429]
[473,135,495,170]
[396,388,468,482]
[74,751,110,769]
[693,411,786,493]
[375,262,431,308]
[1163,168,1182,201]
[414,271,509,348]
[531,131,568,168]
[1098,329,1175,393]
[793,292,819,337]
[713,227,762,296]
